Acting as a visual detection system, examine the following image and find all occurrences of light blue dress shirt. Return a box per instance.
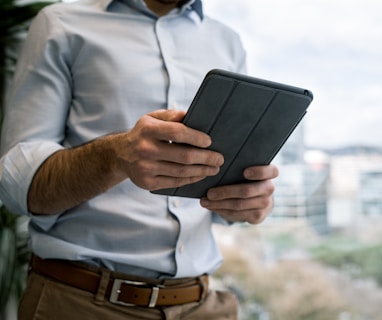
[0,0,246,278]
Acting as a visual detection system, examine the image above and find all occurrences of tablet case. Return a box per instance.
[152,69,313,198]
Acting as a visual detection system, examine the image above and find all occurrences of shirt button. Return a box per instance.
[179,244,185,253]
[172,101,179,109]
[172,198,181,207]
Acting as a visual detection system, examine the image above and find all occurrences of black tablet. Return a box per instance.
[152,69,313,198]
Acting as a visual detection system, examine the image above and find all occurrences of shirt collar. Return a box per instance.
[100,0,204,20]
[189,0,203,20]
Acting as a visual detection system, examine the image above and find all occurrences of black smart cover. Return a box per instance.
[152,69,313,198]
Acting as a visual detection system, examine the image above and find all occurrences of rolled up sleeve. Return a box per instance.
[0,7,71,217]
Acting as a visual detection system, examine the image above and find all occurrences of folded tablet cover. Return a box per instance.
[152,69,313,198]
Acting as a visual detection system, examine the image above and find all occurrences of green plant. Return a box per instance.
[0,207,30,315]
[311,239,382,286]
[215,242,351,320]
[0,0,56,317]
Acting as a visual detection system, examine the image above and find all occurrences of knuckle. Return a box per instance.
[239,185,254,198]
[168,164,189,178]
[265,180,276,194]
[135,140,158,159]
[257,195,273,211]
[138,175,156,190]
[264,195,273,208]
[272,165,280,178]
[138,146,153,159]
[246,210,267,225]
[139,122,156,137]
[234,199,247,211]
[129,162,157,189]
[183,153,194,165]
[138,116,161,138]
[179,150,195,165]
[169,129,184,143]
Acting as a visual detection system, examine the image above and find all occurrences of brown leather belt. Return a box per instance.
[30,255,208,308]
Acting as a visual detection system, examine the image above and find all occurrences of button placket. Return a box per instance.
[155,17,185,111]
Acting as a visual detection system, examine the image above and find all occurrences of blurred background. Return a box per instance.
[204,1,382,319]
[1,0,382,319]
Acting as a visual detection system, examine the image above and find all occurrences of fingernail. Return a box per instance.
[201,199,209,207]
[215,156,224,166]
[244,168,254,179]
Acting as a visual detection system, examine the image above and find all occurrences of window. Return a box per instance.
[205,1,382,319]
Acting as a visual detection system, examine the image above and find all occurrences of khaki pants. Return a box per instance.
[18,272,238,320]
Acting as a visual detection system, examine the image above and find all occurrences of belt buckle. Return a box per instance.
[109,279,160,308]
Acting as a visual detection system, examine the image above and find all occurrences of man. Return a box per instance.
[0,0,278,319]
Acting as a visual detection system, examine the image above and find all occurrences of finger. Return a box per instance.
[148,175,209,191]
[200,196,273,225]
[157,142,224,167]
[214,208,270,225]
[201,194,272,212]
[149,160,221,178]
[156,122,212,148]
[205,180,275,201]
[129,158,211,190]
[144,111,212,148]
[148,109,187,122]
[243,164,279,180]
[128,157,221,190]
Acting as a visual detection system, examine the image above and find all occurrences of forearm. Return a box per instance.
[27,110,223,215]
[27,135,126,215]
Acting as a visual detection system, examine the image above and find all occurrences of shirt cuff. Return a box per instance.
[0,141,63,216]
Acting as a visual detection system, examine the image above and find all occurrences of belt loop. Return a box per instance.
[198,275,208,302]
[94,268,111,306]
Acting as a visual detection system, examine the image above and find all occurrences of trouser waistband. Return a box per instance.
[30,255,209,308]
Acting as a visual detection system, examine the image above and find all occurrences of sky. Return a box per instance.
[203,0,382,149]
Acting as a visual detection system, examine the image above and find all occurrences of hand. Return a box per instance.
[200,164,279,224]
[113,109,224,190]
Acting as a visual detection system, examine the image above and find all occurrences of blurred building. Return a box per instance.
[328,151,382,231]
[270,127,330,234]
[359,167,382,217]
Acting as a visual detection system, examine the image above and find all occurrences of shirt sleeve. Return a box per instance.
[0,7,71,217]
